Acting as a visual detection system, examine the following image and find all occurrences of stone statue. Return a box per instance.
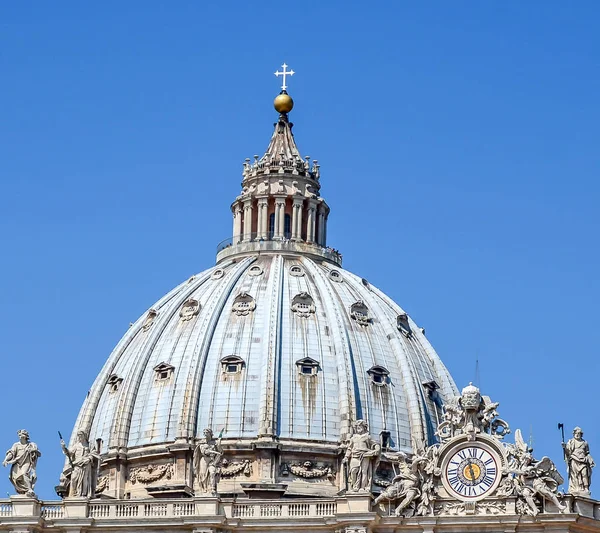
[373,451,424,516]
[342,419,380,492]
[563,426,595,496]
[193,428,223,495]
[61,431,98,498]
[3,429,42,497]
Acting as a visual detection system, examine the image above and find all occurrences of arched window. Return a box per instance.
[284,214,291,239]
[269,213,275,239]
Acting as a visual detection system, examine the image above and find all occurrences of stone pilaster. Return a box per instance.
[274,197,286,239]
[306,200,317,244]
[233,203,242,243]
[257,197,268,239]
[243,199,253,242]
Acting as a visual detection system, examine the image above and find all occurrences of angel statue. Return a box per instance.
[373,440,439,517]
[506,430,567,515]
[373,451,424,516]
[3,430,42,497]
[193,428,223,495]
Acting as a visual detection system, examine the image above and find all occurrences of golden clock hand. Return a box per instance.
[467,459,476,482]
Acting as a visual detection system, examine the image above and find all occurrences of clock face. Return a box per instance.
[443,445,500,500]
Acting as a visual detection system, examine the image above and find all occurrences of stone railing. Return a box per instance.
[0,495,599,524]
[216,236,342,266]
[228,500,337,519]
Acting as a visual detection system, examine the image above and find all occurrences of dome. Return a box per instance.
[67,83,458,499]
[75,256,457,453]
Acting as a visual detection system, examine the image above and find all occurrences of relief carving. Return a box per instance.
[291,293,315,318]
[220,458,251,477]
[180,298,200,321]
[129,463,173,484]
[284,461,334,480]
[232,293,256,316]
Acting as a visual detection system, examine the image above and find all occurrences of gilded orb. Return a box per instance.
[274,93,294,113]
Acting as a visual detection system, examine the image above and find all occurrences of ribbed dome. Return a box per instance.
[72,254,457,455]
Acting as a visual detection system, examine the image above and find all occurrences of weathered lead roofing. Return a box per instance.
[72,254,458,454]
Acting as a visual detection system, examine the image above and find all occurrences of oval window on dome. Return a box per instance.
[107,374,123,393]
[367,365,389,386]
[328,270,342,282]
[211,269,225,280]
[232,292,256,316]
[248,265,263,276]
[142,308,158,332]
[180,298,200,322]
[289,265,305,277]
[291,292,316,318]
[350,301,371,326]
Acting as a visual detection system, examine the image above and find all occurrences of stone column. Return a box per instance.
[257,197,268,240]
[233,203,242,243]
[243,199,253,242]
[306,200,317,244]
[274,197,286,239]
[291,198,303,240]
[317,204,326,245]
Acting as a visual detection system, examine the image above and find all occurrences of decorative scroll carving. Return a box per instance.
[142,309,158,331]
[232,293,256,316]
[129,463,173,484]
[286,461,334,480]
[291,292,315,318]
[350,301,371,326]
[220,459,251,477]
[180,298,200,321]
[435,500,506,516]
[436,383,510,442]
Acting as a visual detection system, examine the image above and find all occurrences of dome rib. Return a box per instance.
[109,268,219,450]
[181,257,256,441]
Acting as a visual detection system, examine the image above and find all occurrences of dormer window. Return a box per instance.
[154,362,175,382]
[367,365,389,386]
[296,357,319,376]
[107,374,123,393]
[397,313,412,338]
[350,301,371,326]
[221,355,245,374]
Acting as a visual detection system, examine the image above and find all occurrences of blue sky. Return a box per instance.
[1,2,598,499]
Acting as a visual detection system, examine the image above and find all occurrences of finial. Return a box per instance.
[275,63,295,91]
[274,63,295,114]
